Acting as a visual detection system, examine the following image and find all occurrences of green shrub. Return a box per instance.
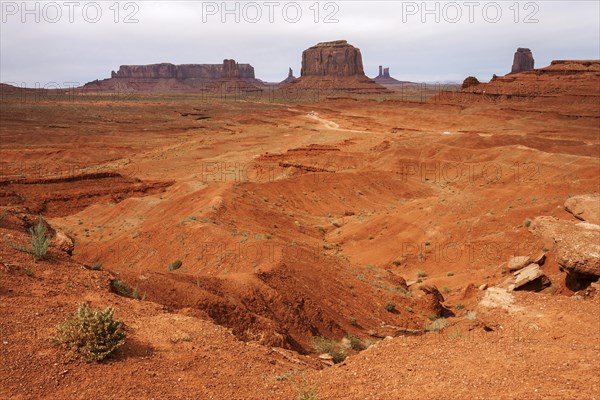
[417,270,428,278]
[29,215,50,260]
[110,279,132,297]
[168,260,183,272]
[52,304,125,362]
[4,214,49,261]
[455,303,465,310]
[295,379,319,400]
[384,301,396,313]
[344,334,367,351]
[312,337,347,364]
[447,271,454,277]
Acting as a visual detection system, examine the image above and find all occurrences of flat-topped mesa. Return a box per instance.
[110,60,256,80]
[301,40,365,77]
[511,47,534,74]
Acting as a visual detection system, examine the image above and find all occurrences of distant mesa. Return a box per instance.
[461,76,480,89]
[86,59,262,91]
[373,65,414,86]
[510,47,535,74]
[285,40,388,94]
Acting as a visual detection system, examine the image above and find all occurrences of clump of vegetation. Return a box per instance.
[5,214,49,261]
[312,337,347,364]
[523,218,532,227]
[447,271,454,277]
[52,304,125,362]
[344,334,367,351]
[392,259,402,266]
[294,379,319,400]
[168,259,183,272]
[86,261,102,271]
[417,270,428,278]
[110,279,132,297]
[455,303,465,310]
[426,317,448,332]
[349,317,358,326]
[466,311,477,320]
[384,301,397,313]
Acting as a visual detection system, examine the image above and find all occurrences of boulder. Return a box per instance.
[511,47,535,74]
[565,194,600,224]
[513,263,551,291]
[529,216,600,277]
[508,255,531,271]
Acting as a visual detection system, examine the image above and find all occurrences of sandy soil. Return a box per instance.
[1,66,599,399]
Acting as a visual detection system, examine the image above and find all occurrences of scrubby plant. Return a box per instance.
[294,379,319,400]
[312,337,347,364]
[5,214,49,261]
[168,259,183,272]
[447,271,454,277]
[417,270,428,278]
[466,311,477,320]
[344,334,367,351]
[455,303,465,310]
[384,301,397,313]
[29,215,49,260]
[426,317,448,332]
[110,279,132,297]
[52,304,125,362]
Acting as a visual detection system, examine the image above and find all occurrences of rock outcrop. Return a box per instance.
[510,48,535,74]
[565,194,600,225]
[461,76,480,89]
[284,40,388,94]
[529,216,600,278]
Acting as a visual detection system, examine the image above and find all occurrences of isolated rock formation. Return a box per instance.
[285,40,388,94]
[511,48,535,74]
[279,67,297,85]
[462,76,480,89]
[373,65,411,86]
[301,40,364,77]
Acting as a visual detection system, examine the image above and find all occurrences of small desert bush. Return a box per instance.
[312,336,347,363]
[295,379,319,400]
[426,317,448,332]
[168,259,183,272]
[384,301,396,313]
[110,279,132,297]
[417,270,428,278]
[5,214,49,260]
[344,334,367,351]
[52,304,125,362]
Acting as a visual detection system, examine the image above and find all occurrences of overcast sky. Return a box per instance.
[1,1,599,86]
